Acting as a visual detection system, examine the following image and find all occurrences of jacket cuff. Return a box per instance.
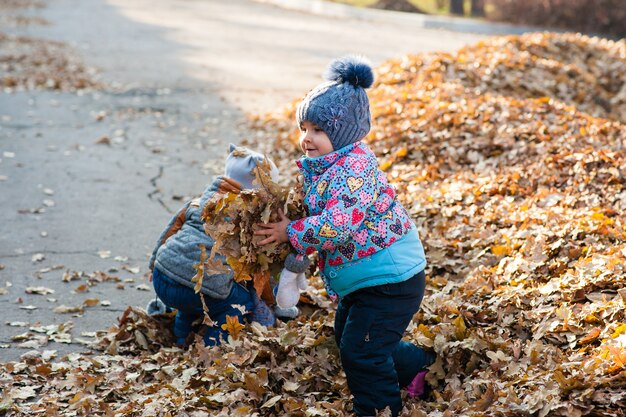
[284,252,310,273]
[287,221,303,253]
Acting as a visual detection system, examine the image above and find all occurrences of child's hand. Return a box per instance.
[255,208,291,246]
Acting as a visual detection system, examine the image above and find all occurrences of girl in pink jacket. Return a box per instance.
[256,56,434,416]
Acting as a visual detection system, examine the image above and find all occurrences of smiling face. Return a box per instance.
[299,120,334,158]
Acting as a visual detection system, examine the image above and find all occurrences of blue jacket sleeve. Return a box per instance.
[287,158,377,254]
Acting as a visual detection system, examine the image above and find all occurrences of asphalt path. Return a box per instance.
[0,0,487,361]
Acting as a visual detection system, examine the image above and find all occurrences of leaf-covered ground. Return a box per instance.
[0,31,102,92]
[2,32,626,416]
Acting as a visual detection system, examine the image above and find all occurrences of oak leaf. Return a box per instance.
[221,314,245,340]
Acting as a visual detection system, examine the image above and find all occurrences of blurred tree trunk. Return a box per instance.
[450,0,464,15]
[471,0,485,16]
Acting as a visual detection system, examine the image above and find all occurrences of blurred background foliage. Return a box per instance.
[331,0,626,38]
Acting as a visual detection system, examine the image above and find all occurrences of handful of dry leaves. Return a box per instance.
[201,157,306,303]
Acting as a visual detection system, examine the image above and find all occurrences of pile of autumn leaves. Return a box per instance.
[0,32,101,92]
[0,0,101,92]
[258,32,626,415]
[3,32,625,416]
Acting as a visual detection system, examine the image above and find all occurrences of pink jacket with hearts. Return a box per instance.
[287,141,426,297]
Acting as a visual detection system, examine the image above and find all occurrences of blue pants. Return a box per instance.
[152,268,254,346]
[334,270,434,417]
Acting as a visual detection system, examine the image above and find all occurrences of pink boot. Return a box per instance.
[406,370,428,399]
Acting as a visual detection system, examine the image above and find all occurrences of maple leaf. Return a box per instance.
[220,315,245,340]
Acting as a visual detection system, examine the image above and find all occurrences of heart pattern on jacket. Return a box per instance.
[289,142,419,296]
[364,220,377,231]
[338,242,356,260]
[292,219,305,232]
[303,228,321,245]
[375,198,390,213]
[351,159,367,174]
[351,208,365,225]
[371,235,387,248]
[359,190,372,205]
[328,256,343,266]
[319,223,338,238]
[326,198,339,209]
[357,247,376,258]
[347,176,364,193]
[330,207,348,226]
[317,180,328,195]
[390,219,403,235]
[342,195,358,208]
[353,229,368,245]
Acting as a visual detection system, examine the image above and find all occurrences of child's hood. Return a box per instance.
[296,141,374,178]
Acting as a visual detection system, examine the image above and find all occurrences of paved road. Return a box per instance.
[0,0,485,361]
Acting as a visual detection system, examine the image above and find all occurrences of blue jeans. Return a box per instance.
[152,268,254,346]
[334,270,434,417]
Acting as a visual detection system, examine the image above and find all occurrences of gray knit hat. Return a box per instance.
[296,56,374,151]
[224,144,279,189]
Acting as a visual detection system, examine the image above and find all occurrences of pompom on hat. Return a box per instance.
[296,55,374,151]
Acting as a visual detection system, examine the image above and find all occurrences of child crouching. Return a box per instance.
[147,144,290,346]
